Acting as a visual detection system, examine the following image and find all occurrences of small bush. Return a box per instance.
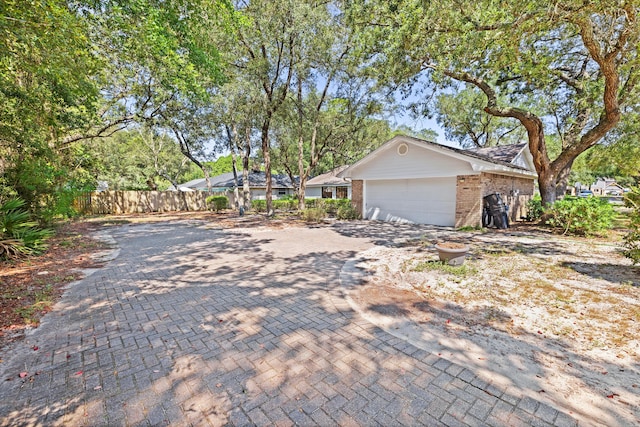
[317,198,350,215]
[251,199,266,212]
[623,188,640,264]
[336,203,360,220]
[304,198,317,208]
[206,195,229,212]
[545,196,614,236]
[273,198,297,211]
[1,198,53,259]
[301,207,327,223]
[525,195,544,221]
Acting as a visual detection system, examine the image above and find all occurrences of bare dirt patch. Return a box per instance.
[351,228,640,425]
[0,220,108,348]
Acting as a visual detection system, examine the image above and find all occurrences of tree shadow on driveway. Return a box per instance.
[1,219,632,426]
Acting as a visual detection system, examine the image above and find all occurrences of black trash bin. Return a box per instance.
[483,193,509,229]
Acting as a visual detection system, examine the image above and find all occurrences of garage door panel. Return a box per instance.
[365,178,456,226]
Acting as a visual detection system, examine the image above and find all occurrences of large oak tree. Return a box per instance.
[347,0,640,205]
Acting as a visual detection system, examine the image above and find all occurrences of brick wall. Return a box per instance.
[481,173,535,222]
[455,175,483,228]
[351,180,363,218]
[455,173,536,227]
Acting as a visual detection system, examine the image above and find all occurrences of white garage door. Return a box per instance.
[365,178,457,226]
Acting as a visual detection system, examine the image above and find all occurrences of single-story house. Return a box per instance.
[339,135,537,227]
[305,165,351,199]
[590,178,625,196]
[173,172,296,200]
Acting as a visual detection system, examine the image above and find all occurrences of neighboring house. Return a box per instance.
[305,165,351,199]
[172,172,296,200]
[339,135,537,227]
[590,178,625,196]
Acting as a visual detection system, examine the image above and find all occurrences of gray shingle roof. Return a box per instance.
[178,172,296,190]
[467,144,527,163]
[306,165,350,187]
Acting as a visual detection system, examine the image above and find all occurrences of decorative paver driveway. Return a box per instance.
[0,220,580,426]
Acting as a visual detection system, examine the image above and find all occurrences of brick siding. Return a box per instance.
[351,180,363,218]
[481,173,535,223]
[455,173,535,227]
[455,175,483,228]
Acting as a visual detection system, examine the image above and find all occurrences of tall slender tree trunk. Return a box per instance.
[242,127,251,210]
[261,116,273,216]
[227,125,241,213]
[297,79,306,211]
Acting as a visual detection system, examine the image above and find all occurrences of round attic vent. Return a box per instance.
[397,143,409,156]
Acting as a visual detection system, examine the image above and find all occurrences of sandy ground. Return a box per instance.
[346,229,640,426]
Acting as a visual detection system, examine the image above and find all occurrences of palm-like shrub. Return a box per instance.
[0,198,52,259]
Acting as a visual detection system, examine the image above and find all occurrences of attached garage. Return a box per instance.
[365,177,457,226]
[340,135,538,227]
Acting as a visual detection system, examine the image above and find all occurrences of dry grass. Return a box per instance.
[367,232,640,358]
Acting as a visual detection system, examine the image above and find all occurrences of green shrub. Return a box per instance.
[273,198,297,211]
[525,195,544,221]
[251,199,266,212]
[1,198,53,259]
[206,195,229,212]
[318,198,350,215]
[623,188,640,264]
[336,203,360,220]
[304,198,317,208]
[301,207,327,223]
[545,196,614,236]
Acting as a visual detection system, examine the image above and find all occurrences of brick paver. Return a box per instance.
[0,221,581,426]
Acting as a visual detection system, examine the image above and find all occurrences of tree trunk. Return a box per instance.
[227,125,241,213]
[261,117,273,217]
[538,168,557,208]
[555,159,574,200]
[297,79,306,211]
[242,128,251,210]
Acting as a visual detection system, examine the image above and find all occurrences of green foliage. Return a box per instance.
[545,196,615,236]
[434,88,525,148]
[315,198,351,215]
[0,199,52,259]
[251,200,267,212]
[206,195,229,212]
[391,125,438,141]
[346,1,639,205]
[273,197,297,211]
[92,129,190,191]
[336,203,360,220]
[525,195,545,222]
[622,188,640,264]
[301,207,327,223]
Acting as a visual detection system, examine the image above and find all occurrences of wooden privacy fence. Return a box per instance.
[76,191,222,215]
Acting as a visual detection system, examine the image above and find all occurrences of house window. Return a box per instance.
[277,189,287,196]
[336,186,348,199]
[322,187,333,198]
